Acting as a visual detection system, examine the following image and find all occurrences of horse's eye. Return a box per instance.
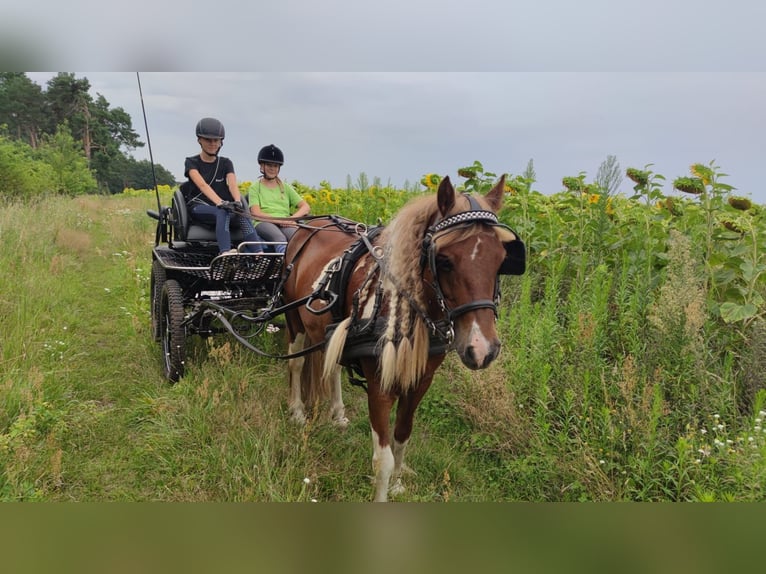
[435,255,453,272]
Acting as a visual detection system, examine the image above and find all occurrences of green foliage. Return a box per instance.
[34,123,97,195]
[0,133,55,197]
[0,72,176,196]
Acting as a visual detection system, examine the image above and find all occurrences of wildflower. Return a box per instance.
[303,477,310,484]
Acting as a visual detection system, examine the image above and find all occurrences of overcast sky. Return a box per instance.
[11,1,765,202]
[25,72,766,203]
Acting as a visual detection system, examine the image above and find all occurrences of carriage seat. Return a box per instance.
[171,188,250,244]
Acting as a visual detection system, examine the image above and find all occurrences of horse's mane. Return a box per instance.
[376,193,475,392]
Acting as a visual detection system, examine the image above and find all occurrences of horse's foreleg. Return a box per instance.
[287,333,307,424]
[368,380,396,502]
[389,371,436,497]
[389,437,409,497]
[328,364,348,427]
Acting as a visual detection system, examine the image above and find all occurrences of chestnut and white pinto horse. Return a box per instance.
[281,175,525,501]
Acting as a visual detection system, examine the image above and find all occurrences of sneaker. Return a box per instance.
[219,248,238,256]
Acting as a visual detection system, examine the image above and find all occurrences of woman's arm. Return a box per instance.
[188,169,223,205]
[226,172,242,203]
[292,200,310,218]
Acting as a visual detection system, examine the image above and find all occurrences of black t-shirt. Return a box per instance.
[183,154,235,205]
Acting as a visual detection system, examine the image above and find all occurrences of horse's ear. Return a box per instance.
[437,176,456,216]
[485,174,506,212]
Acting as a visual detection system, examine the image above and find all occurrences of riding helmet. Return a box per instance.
[257,144,284,165]
[195,117,225,139]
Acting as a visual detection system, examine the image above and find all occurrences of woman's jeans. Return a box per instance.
[190,203,263,253]
[254,221,296,254]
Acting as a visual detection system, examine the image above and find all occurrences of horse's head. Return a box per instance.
[425,175,521,370]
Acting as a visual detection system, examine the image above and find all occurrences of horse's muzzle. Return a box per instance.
[459,338,501,370]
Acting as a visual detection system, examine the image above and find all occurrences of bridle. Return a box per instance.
[408,195,514,344]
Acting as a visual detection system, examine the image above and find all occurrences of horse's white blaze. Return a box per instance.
[470,235,482,261]
[371,428,395,502]
[469,318,492,363]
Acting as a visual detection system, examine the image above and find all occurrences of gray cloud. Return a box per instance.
[23,72,766,202]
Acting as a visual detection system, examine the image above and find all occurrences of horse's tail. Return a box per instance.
[301,347,327,408]
[323,317,351,384]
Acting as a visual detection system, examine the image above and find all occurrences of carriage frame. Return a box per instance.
[147,189,286,382]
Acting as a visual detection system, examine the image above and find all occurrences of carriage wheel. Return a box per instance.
[159,279,186,382]
[150,259,166,341]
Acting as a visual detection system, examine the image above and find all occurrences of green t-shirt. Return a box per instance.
[247,180,303,218]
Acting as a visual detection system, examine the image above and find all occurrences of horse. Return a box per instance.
[280,175,525,501]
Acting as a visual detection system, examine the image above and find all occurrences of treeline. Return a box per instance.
[0,72,175,196]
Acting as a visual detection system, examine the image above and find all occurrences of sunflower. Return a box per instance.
[626,168,649,186]
[673,176,704,195]
[690,163,713,186]
[728,196,752,211]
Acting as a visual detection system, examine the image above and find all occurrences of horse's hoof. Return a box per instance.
[333,416,349,428]
[389,478,405,497]
[290,411,307,425]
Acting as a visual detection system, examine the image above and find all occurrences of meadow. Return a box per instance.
[2,161,765,501]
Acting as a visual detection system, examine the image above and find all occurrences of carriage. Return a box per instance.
[146,188,285,382]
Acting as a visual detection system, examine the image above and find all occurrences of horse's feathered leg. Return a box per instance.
[328,363,348,427]
[366,376,396,502]
[287,332,307,424]
[389,364,439,496]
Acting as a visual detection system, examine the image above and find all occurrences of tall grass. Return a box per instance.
[1,174,765,501]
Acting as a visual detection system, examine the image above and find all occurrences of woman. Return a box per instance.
[247,145,310,254]
[184,117,262,255]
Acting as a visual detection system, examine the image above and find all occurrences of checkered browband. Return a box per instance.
[429,210,499,234]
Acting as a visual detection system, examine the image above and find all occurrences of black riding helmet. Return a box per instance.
[196,117,225,139]
[258,144,284,165]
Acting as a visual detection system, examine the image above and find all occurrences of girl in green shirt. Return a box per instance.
[247,144,310,254]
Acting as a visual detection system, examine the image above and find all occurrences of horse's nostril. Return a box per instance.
[482,344,500,368]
